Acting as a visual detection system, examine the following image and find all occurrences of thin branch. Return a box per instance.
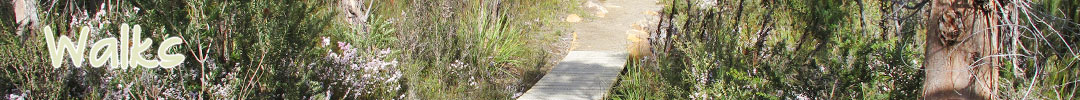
[902,0,931,9]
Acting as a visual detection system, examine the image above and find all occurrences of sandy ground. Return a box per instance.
[517,0,663,97]
[568,0,664,51]
[521,0,663,95]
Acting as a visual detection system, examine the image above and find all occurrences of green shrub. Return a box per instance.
[1,0,576,99]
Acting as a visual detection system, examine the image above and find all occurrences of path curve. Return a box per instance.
[519,0,662,100]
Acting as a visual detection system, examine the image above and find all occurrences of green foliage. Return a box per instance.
[613,0,925,99]
[1,0,575,99]
[614,0,1080,99]
[376,0,577,99]
[997,0,1080,99]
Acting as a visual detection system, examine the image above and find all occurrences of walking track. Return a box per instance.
[518,0,662,99]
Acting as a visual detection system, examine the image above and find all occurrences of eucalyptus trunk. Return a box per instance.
[923,0,1007,99]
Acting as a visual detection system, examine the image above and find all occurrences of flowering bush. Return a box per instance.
[0,0,567,99]
[320,38,403,99]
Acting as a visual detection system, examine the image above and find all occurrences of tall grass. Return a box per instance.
[612,0,1079,99]
[997,0,1080,99]
[1,0,577,99]
[374,0,578,99]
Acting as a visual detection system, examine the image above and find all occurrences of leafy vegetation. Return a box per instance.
[1,0,576,99]
[611,0,1079,99]
[3,0,1077,99]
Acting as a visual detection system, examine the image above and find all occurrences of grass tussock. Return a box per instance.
[611,0,1079,99]
[0,0,578,99]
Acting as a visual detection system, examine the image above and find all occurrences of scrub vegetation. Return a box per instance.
[611,0,1079,99]
[0,0,577,99]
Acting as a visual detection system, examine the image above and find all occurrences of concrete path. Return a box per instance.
[518,0,662,99]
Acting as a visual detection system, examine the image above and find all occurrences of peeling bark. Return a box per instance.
[923,0,1006,99]
[14,0,38,35]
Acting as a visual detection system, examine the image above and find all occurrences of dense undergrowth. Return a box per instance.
[611,0,1079,99]
[0,0,576,99]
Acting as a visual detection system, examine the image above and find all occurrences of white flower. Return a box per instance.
[337,42,348,49]
[796,93,810,100]
[351,64,361,70]
[321,37,331,47]
[7,92,25,100]
[388,60,398,67]
[698,0,717,8]
[378,49,392,58]
[450,60,466,69]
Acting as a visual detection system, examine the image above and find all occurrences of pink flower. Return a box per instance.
[337,42,348,49]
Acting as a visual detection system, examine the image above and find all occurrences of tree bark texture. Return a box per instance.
[923,0,1006,99]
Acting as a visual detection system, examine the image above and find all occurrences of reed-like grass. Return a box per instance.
[0,0,577,99]
[612,0,1078,99]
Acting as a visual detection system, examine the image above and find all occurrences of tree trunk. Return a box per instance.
[14,0,39,35]
[923,0,1005,99]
